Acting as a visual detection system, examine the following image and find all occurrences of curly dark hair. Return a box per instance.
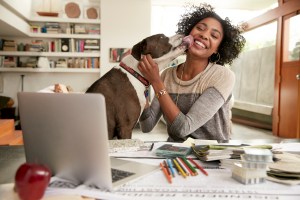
[176,4,246,65]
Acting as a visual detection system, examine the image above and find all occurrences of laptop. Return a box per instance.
[17,92,158,191]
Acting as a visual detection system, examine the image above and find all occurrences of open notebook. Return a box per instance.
[18,92,158,191]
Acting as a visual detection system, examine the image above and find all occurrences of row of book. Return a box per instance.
[0,39,17,51]
[54,57,100,69]
[47,38,100,53]
[0,56,99,69]
[30,23,100,35]
[0,38,100,53]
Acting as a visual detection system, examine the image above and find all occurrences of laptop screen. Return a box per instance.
[18,92,113,189]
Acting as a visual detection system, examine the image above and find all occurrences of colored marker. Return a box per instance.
[173,158,187,178]
[163,160,171,175]
[188,158,208,176]
[182,157,198,175]
[176,157,189,176]
[167,159,176,177]
[160,162,172,183]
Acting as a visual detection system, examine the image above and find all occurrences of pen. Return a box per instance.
[173,159,187,178]
[188,158,208,176]
[180,157,197,176]
[160,162,172,183]
[167,159,176,177]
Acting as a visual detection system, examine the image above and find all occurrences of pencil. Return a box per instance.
[177,157,193,176]
[167,159,176,177]
[188,158,208,176]
[160,162,172,183]
[149,142,154,151]
[173,159,187,178]
[181,157,198,176]
[163,160,171,175]
[176,157,189,176]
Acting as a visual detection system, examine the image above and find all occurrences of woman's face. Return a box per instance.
[188,17,223,59]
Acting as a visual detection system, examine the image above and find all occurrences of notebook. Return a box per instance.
[17,92,158,191]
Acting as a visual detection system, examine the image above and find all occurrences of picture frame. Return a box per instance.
[109,48,130,63]
[63,1,82,19]
[84,6,100,19]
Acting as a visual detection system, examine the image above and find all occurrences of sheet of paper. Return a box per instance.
[116,168,300,200]
[45,177,128,200]
[272,143,300,153]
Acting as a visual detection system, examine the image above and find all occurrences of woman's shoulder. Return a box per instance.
[210,63,235,80]
[161,65,177,79]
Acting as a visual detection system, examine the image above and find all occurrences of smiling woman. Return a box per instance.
[138,3,245,142]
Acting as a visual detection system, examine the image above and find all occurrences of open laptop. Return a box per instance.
[17,92,158,191]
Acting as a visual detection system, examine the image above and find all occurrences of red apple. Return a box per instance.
[15,163,51,200]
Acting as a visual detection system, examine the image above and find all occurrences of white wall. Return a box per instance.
[1,0,32,19]
[100,0,151,75]
[0,0,152,109]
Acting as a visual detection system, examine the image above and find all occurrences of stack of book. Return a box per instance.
[44,22,60,34]
[232,148,273,184]
[87,26,100,35]
[2,56,17,67]
[155,144,191,158]
[28,40,44,52]
[84,39,100,52]
[74,24,86,34]
[3,40,17,51]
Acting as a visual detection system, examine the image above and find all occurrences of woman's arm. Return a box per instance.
[138,54,181,124]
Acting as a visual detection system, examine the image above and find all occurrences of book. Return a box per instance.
[191,144,272,161]
[155,144,191,158]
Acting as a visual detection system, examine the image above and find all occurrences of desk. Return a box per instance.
[1,140,300,200]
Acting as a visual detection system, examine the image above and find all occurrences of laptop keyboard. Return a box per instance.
[111,168,135,182]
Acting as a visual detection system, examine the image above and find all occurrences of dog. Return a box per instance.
[86,33,192,139]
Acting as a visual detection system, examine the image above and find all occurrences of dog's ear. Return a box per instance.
[131,40,145,60]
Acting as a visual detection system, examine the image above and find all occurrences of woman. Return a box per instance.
[138,4,245,142]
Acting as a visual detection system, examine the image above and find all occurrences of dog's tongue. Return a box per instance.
[182,35,194,48]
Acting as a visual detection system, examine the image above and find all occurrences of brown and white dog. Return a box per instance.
[86,34,192,139]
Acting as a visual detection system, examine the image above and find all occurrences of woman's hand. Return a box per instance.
[138,54,161,85]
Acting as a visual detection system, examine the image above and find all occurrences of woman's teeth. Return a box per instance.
[195,40,206,49]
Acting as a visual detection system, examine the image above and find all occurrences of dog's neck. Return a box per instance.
[119,55,150,87]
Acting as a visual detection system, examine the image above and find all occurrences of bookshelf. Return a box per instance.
[0,1,101,71]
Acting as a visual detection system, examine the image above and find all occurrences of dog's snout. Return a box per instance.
[169,34,184,47]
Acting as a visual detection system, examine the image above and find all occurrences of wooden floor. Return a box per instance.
[0,120,23,145]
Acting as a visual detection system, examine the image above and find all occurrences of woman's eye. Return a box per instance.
[197,25,206,31]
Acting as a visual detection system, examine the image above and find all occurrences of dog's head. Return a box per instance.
[128,34,193,71]
[131,34,173,60]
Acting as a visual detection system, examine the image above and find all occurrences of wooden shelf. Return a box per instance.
[28,33,100,39]
[0,51,100,57]
[0,67,100,73]
[29,17,101,24]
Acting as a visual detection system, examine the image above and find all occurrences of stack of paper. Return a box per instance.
[232,148,273,184]
[267,152,300,185]
[191,144,273,162]
[108,139,145,153]
[191,144,245,161]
